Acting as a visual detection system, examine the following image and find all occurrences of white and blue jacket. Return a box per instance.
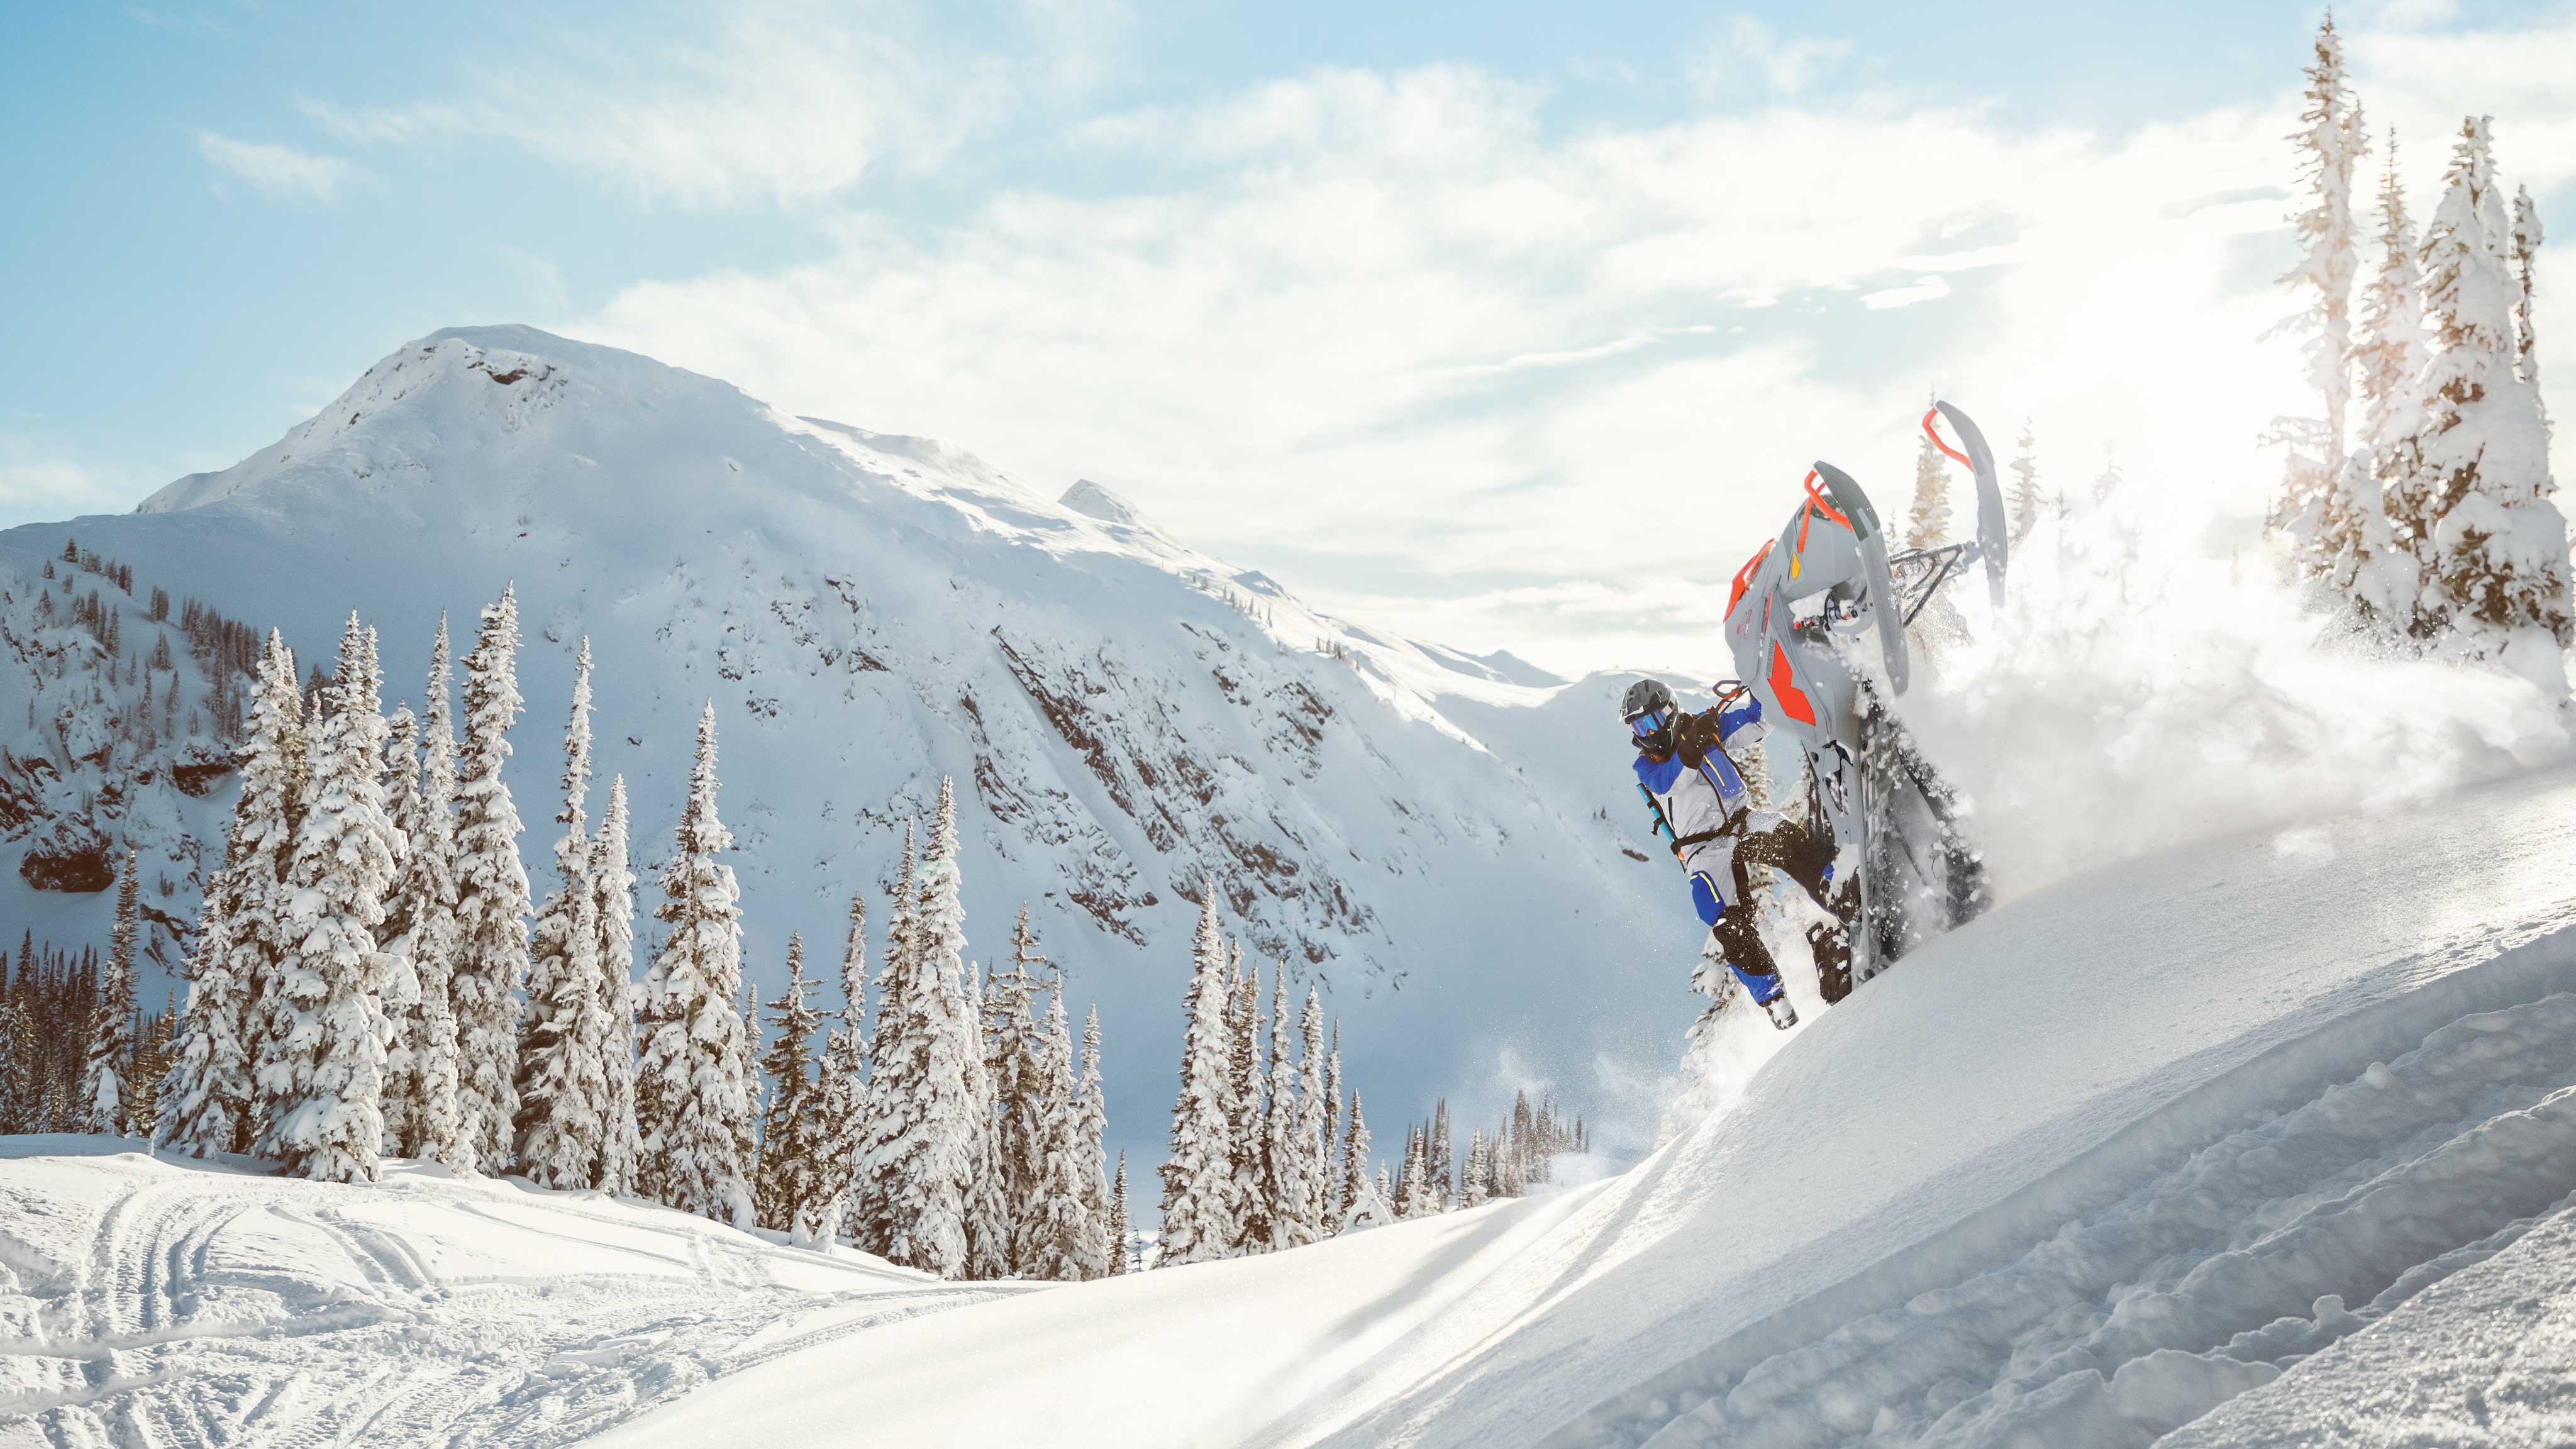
[1633,696,1767,924]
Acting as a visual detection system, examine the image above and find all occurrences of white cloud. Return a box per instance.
[196,131,357,202]
[0,440,137,521]
[1687,14,1853,102]
[1859,275,1951,309]
[571,13,2574,670]
[296,0,1097,209]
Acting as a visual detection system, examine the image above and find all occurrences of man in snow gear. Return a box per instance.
[1626,677,1854,1030]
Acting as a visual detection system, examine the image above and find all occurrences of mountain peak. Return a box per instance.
[1059,479,1163,533]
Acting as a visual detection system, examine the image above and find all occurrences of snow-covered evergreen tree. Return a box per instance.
[1108,1151,1131,1275]
[259,615,404,1182]
[1022,990,1094,1280]
[1285,988,1329,1245]
[855,783,981,1276]
[451,587,532,1173]
[1073,1003,1113,1279]
[2267,12,2369,565]
[848,821,918,1258]
[381,616,468,1171]
[235,631,306,1149]
[1399,1125,1429,1219]
[1226,954,1269,1256]
[958,961,1012,1280]
[1429,1099,1453,1213]
[989,908,1050,1272]
[1260,974,1305,1249]
[814,887,868,1240]
[2007,421,2042,544]
[1157,894,1237,1265]
[2353,135,2434,626]
[1340,1095,1386,1231]
[2414,116,2573,686]
[592,774,640,1195]
[635,702,755,1226]
[375,702,425,1153]
[754,933,830,1241]
[1321,1018,1345,1225]
[1463,1132,1491,1208]
[77,850,140,1135]
[155,877,252,1155]
[514,638,610,1188]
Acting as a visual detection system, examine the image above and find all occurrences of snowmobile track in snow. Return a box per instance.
[0,1152,1019,1449]
[1556,926,2576,1448]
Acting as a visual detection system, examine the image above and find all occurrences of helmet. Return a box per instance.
[1622,677,1677,755]
[1620,677,1676,721]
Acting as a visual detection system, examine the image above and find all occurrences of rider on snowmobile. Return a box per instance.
[1624,675,1848,1030]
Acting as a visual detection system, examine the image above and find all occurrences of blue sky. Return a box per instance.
[4,1,2570,667]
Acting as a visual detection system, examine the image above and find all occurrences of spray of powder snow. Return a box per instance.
[1655,486,2569,1135]
[1902,496,2572,900]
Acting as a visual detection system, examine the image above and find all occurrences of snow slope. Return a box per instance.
[0,325,1692,1166]
[574,761,2576,1448]
[0,1139,1020,1447]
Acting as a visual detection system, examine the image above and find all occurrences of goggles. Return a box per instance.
[1628,706,1673,744]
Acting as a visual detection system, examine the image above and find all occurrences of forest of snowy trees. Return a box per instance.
[1155,894,1588,1267]
[0,571,1587,1279]
[2265,14,2570,680]
[0,582,1140,1281]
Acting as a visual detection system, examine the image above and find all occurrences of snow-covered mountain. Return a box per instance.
[0,325,1698,1167]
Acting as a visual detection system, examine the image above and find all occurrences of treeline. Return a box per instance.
[1157,900,1590,1267]
[2270,17,2570,658]
[0,892,173,1135]
[79,586,1124,1282]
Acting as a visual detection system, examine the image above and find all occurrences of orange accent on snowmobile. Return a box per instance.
[1791,469,1852,582]
[1727,539,1774,617]
[1923,408,1974,472]
[1769,640,1817,724]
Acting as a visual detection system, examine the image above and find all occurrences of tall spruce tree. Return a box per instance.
[635,702,755,1226]
[376,702,425,1153]
[260,615,404,1182]
[755,933,831,1242]
[382,616,469,1170]
[989,908,1051,1272]
[2353,134,2433,628]
[1321,1018,1345,1225]
[1157,895,1237,1265]
[1340,1094,1382,1230]
[1260,972,1303,1250]
[161,633,301,1157]
[592,774,641,1195]
[2268,13,2368,564]
[1023,990,1094,1280]
[1429,1099,1453,1213]
[1073,1003,1112,1279]
[236,632,306,1150]
[856,782,982,1277]
[959,962,1012,1280]
[452,587,533,1173]
[814,887,869,1241]
[1108,1150,1132,1274]
[1225,955,1268,1255]
[1286,989,1330,1245]
[514,638,611,1187]
[78,851,140,1135]
[2414,116,2573,677]
[849,822,920,1258]
[2007,421,2042,544]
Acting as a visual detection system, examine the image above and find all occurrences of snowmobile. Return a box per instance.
[1719,401,2007,997]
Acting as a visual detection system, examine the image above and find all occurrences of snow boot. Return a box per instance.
[1728,962,1799,1031]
